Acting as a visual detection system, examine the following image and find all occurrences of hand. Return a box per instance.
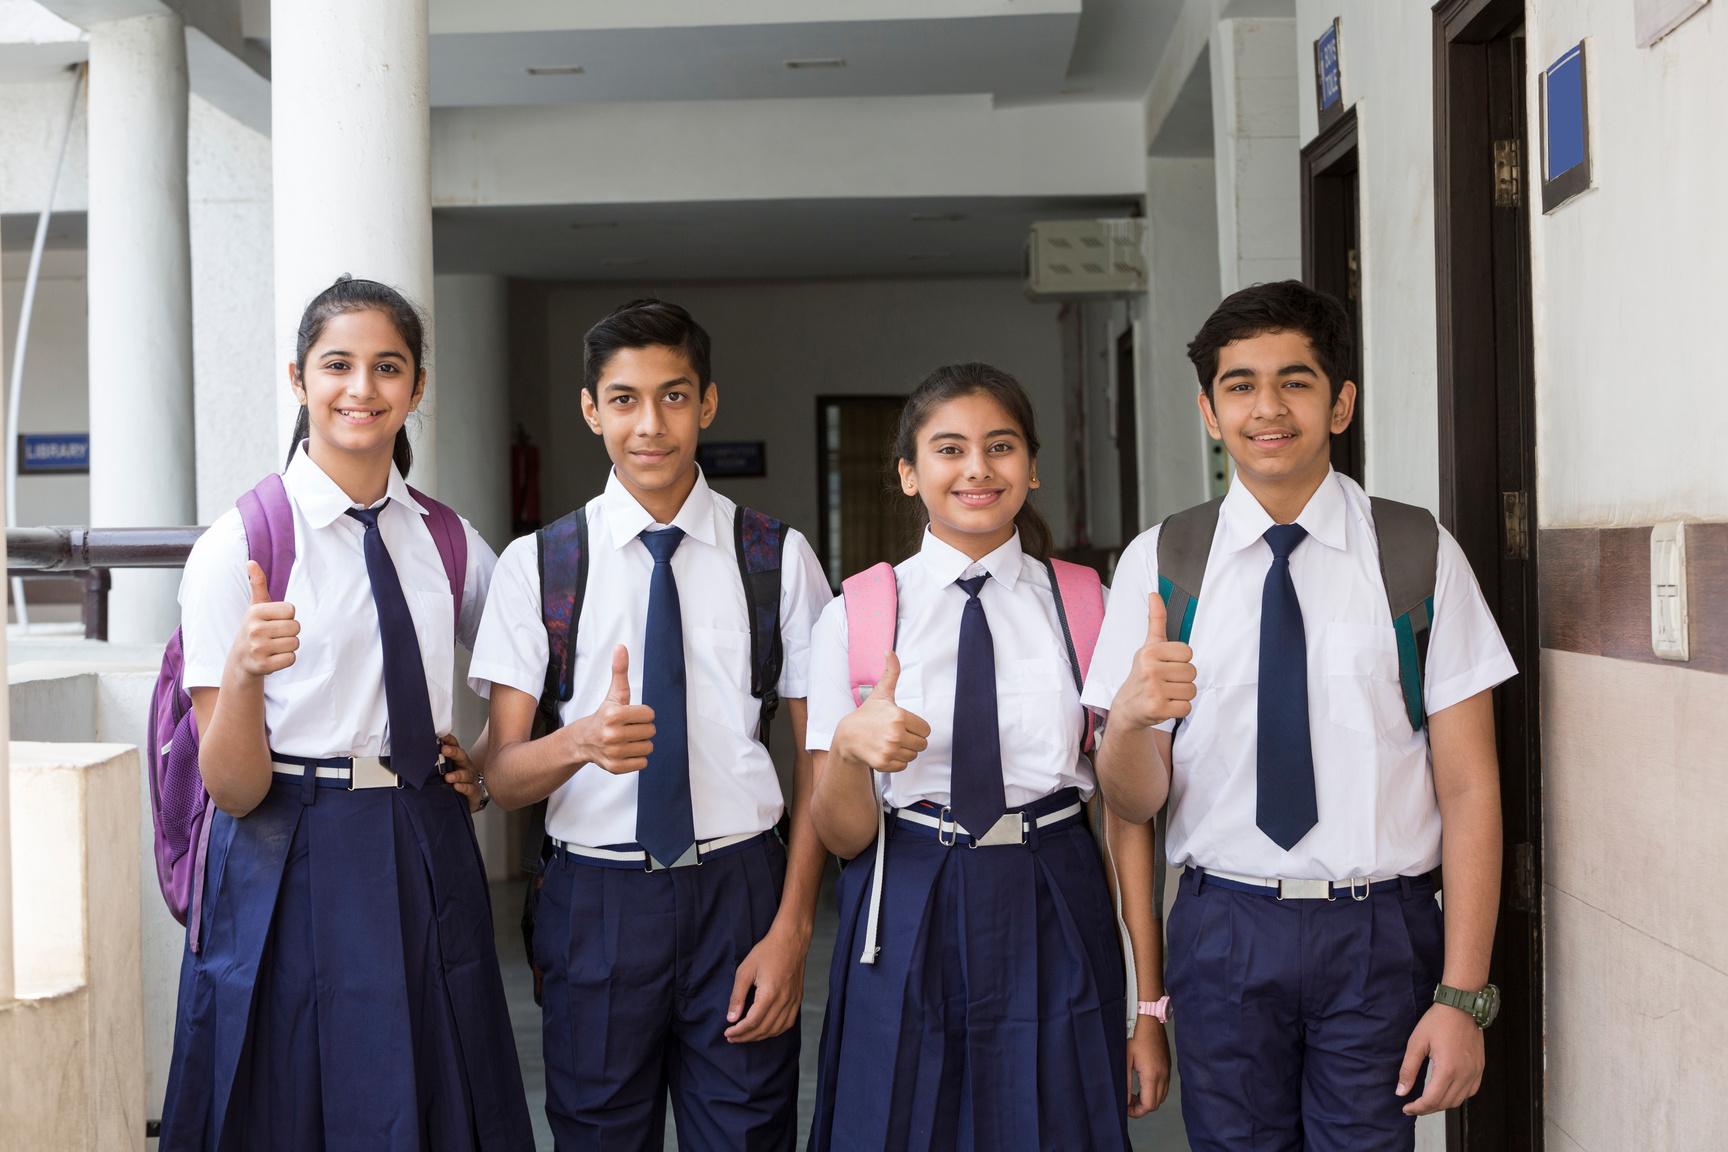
[569,645,656,775]
[1397,1001,1486,1115]
[1127,1016,1172,1118]
[724,921,809,1043]
[830,651,930,774]
[230,560,299,679]
[440,735,484,813]
[1108,594,1196,731]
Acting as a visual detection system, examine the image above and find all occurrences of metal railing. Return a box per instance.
[7,526,205,641]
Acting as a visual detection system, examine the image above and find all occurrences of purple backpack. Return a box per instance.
[148,471,469,951]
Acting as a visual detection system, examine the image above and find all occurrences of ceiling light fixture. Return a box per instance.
[785,58,845,69]
[910,213,964,223]
[526,66,584,76]
[907,253,955,261]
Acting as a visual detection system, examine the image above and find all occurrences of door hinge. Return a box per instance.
[1509,842,1537,912]
[1502,490,1529,559]
[1347,248,1360,301]
[1493,139,1522,207]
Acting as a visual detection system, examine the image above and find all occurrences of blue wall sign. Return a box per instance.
[1540,41,1591,213]
[20,432,88,473]
[1316,20,1341,112]
[698,441,766,478]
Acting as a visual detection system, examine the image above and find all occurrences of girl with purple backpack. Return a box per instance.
[157,277,533,1151]
[803,364,1169,1151]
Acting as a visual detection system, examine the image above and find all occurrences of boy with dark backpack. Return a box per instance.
[1081,281,1517,1151]
[469,300,831,1150]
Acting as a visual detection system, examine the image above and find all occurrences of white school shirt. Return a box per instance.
[805,528,1100,810]
[467,467,831,847]
[1080,471,1516,881]
[178,444,497,759]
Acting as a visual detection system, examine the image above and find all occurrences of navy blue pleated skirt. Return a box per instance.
[807,794,1130,1152]
[158,774,535,1152]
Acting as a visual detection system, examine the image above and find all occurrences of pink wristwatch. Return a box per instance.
[1138,997,1171,1023]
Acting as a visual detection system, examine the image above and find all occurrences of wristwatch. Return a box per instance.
[1433,983,1500,1029]
[475,775,491,811]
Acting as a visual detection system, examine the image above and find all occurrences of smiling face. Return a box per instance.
[898,391,1037,560]
[581,344,718,508]
[292,307,422,465]
[1198,327,1355,500]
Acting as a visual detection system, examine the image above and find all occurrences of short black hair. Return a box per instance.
[1186,280,1353,401]
[583,298,713,399]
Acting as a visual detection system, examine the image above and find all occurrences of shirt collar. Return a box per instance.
[601,466,720,551]
[1216,468,1349,555]
[283,441,422,530]
[916,527,1024,591]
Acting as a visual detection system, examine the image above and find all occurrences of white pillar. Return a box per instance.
[86,12,196,643]
[0,514,11,1006]
[1210,16,1301,296]
[272,0,435,492]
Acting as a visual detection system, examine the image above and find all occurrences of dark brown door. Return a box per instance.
[816,395,911,590]
[1115,328,1140,546]
[1301,106,1366,484]
[1434,1,1542,1148]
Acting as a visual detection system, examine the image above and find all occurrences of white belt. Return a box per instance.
[271,756,411,790]
[551,830,761,871]
[1202,867,1401,901]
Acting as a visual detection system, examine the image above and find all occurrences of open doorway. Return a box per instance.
[1300,107,1366,484]
[815,395,911,590]
[1434,1,1542,1148]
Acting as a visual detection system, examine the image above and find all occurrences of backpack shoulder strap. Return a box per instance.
[409,486,468,632]
[1368,497,1440,733]
[842,562,897,707]
[1155,496,1224,644]
[1043,557,1107,754]
[537,506,589,712]
[237,472,295,602]
[734,507,789,746]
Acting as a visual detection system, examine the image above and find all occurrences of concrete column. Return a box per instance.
[1210,16,1301,295]
[86,12,196,643]
[272,0,436,491]
[433,272,510,877]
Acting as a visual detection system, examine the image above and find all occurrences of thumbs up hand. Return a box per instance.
[1110,593,1197,731]
[831,650,931,775]
[230,560,300,679]
[571,645,657,775]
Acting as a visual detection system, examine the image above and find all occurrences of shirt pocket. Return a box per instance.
[406,589,456,731]
[690,626,754,735]
[1323,621,1404,738]
[1002,656,1079,752]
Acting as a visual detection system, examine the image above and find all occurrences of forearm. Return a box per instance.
[770,745,825,943]
[1094,718,1170,826]
[483,727,579,811]
[1108,811,1165,1000]
[1430,690,1502,991]
[196,676,275,817]
[809,750,880,859]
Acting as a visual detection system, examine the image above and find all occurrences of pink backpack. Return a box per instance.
[147,472,467,952]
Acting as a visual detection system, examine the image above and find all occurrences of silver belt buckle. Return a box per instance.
[970,811,1027,848]
[1277,878,1333,901]
[647,843,701,871]
[348,756,401,790]
[937,806,958,847]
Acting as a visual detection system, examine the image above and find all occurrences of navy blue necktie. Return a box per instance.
[346,504,438,788]
[1257,523,1318,850]
[635,527,693,868]
[950,573,1005,838]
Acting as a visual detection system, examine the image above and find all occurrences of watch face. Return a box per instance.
[1478,984,1502,1029]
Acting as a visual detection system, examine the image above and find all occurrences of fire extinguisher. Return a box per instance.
[511,425,540,535]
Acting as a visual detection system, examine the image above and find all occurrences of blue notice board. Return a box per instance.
[1316,20,1341,113]
[1541,42,1591,212]
[698,441,766,478]
[20,432,88,473]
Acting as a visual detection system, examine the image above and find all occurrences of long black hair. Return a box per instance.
[891,361,1055,561]
[287,275,426,475]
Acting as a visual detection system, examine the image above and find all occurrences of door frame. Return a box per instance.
[1300,105,1366,483]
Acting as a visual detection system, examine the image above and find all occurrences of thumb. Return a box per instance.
[1147,591,1168,645]
[875,650,900,704]
[247,560,270,606]
[606,645,631,705]
[1395,1028,1429,1097]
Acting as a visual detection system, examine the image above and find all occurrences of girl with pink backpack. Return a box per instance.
[155,277,533,1151]
[803,364,1170,1151]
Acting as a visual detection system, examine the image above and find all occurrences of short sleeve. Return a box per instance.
[803,596,853,752]
[178,511,252,690]
[466,534,548,702]
[774,529,833,700]
[1079,526,1174,730]
[1422,527,1518,715]
[456,520,500,651]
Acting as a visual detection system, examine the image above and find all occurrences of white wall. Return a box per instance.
[1210,16,1300,295]
[1294,0,1440,512]
[0,78,88,216]
[1,245,87,528]
[513,276,1074,554]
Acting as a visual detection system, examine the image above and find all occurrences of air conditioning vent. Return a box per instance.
[1024,219,1145,300]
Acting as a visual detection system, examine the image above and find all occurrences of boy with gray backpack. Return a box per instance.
[1080,281,1517,1152]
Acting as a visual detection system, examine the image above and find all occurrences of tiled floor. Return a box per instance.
[491,875,1189,1151]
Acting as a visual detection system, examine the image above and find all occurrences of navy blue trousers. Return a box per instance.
[1166,867,1445,1152]
[534,832,798,1152]
[808,794,1129,1152]
[159,775,534,1152]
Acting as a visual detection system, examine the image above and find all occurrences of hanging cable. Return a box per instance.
[8,62,85,630]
